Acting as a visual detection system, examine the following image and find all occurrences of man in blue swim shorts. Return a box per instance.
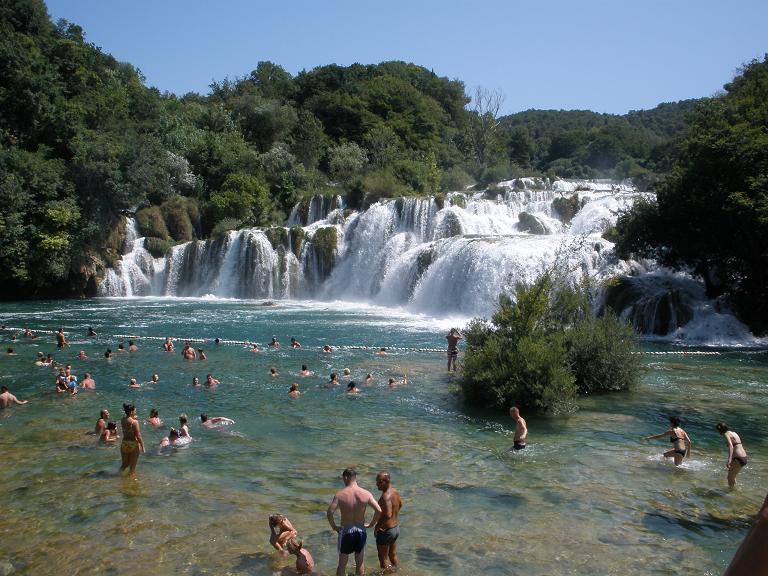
[327,468,382,576]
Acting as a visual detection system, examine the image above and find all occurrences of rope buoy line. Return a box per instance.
[1,325,755,356]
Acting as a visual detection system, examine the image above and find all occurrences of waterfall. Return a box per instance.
[97,180,757,343]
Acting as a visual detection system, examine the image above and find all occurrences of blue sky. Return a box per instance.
[45,0,767,115]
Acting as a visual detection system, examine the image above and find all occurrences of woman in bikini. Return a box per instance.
[120,403,145,476]
[642,415,692,466]
[716,423,748,488]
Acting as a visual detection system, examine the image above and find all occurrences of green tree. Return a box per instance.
[328,142,368,184]
[208,172,269,226]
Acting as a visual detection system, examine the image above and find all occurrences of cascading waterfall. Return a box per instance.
[98,179,759,343]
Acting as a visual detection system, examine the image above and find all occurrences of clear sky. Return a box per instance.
[44,0,767,115]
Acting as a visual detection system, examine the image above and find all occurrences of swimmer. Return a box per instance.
[268,514,298,552]
[509,406,528,451]
[77,350,87,360]
[147,408,164,428]
[81,372,95,390]
[178,414,191,438]
[204,374,219,387]
[446,328,463,372]
[250,343,261,353]
[163,337,174,352]
[642,415,692,466]
[288,383,301,398]
[716,423,749,488]
[119,403,145,476]
[104,348,113,359]
[23,327,36,339]
[35,351,45,365]
[365,373,373,385]
[200,413,235,428]
[56,328,67,348]
[343,368,351,378]
[117,342,126,352]
[325,372,339,387]
[6,347,15,356]
[149,373,160,384]
[290,337,301,349]
[128,378,140,389]
[197,349,206,360]
[300,364,313,377]
[286,536,315,574]
[87,326,97,337]
[214,338,221,345]
[269,336,280,348]
[323,344,332,353]
[128,340,138,352]
[100,422,118,443]
[376,347,388,356]
[191,376,201,387]
[43,353,54,367]
[270,367,278,378]
[0,386,28,408]
[182,342,196,360]
[373,471,402,572]
[327,468,382,576]
[158,428,179,449]
[347,381,361,394]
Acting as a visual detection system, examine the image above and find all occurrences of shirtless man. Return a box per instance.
[81,373,96,390]
[347,381,361,394]
[182,343,196,360]
[163,337,174,352]
[200,413,235,428]
[290,337,301,348]
[326,468,382,576]
[128,340,138,352]
[300,364,313,377]
[0,386,28,408]
[204,374,219,387]
[56,328,67,349]
[373,471,402,573]
[269,336,280,348]
[288,383,301,398]
[326,372,339,387]
[509,406,528,450]
[446,328,463,372]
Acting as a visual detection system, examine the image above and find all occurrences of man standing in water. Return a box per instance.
[509,406,528,450]
[446,328,462,372]
[0,386,28,408]
[327,468,382,576]
[373,471,402,573]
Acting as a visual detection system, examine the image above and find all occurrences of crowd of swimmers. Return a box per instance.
[1,323,762,574]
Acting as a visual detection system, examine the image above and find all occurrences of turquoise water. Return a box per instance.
[0,298,766,575]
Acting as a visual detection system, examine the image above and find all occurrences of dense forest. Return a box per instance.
[2,0,763,335]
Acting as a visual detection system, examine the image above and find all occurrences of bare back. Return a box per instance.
[335,484,376,526]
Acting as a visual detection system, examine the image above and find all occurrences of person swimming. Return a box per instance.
[288,383,301,398]
[716,423,748,488]
[200,413,235,428]
[642,415,692,466]
[147,408,164,428]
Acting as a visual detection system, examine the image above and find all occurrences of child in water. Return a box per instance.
[286,536,315,574]
[269,514,298,553]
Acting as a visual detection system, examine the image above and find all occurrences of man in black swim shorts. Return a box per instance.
[510,406,528,451]
[373,471,403,572]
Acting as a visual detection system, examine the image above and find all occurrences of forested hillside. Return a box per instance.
[0,0,694,299]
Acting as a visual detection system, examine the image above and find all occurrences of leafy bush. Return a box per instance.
[143,237,173,258]
[459,268,639,414]
[210,218,241,239]
[440,166,473,192]
[136,206,170,240]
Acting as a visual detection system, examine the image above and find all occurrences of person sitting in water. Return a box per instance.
[0,386,28,408]
[268,514,298,552]
[128,378,141,389]
[178,414,191,438]
[147,408,164,428]
[642,415,692,466]
[163,337,174,352]
[100,422,118,444]
[300,364,313,377]
[269,336,280,348]
[77,350,87,360]
[323,344,333,353]
[128,340,138,352]
[197,349,207,360]
[286,536,315,574]
[158,428,179,449]
[80,372,95,390]
[200,413,235,428]
[204,374,219,387]
[270,367,278,378]
[716,422,749,488]
[290,337,301,349]
[347,381,361,394]
[288,383,301,398]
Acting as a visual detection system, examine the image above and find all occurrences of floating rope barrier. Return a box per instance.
[2,326,763,356]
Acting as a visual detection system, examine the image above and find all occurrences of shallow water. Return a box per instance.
[0,298,766,575]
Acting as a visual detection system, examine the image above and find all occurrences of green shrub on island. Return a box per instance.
[458,270,639,414]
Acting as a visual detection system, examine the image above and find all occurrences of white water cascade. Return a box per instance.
[98,179,760,344]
